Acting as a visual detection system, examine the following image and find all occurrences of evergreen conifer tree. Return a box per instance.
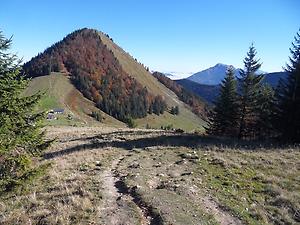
[207,66,239,137]
[274,29,300,142]
[0,31,49,191]
[238,44,264,139]
[256,84,275,139]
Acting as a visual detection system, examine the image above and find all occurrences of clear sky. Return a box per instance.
[1,0,299,77]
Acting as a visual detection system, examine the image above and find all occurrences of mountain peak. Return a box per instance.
[215,63,228,67]
[187,63,268,85]
[187,63,239,85]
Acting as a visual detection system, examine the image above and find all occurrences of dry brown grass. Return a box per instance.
[0,148,112,224]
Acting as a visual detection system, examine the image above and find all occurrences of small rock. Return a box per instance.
[179,153,199,160]
[132,148,141,153]
[128,162,140,168]
[153,162,162,167]
[157,173,165,177]
[95,161,102,167]
[133,185,142,190]
[175,159,187,165]
[181,171,193,176]
[241,160,248,165]
[251,203,256,207]
[169,171,180,178]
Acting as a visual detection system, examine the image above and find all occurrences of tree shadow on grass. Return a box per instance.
[43,131,287,160]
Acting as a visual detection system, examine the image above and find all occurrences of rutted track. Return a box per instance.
[113,158,163,225]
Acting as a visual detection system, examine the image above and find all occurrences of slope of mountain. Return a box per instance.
[23,28,206,131]
[152,72,208,117]
[176,79,220,104]
[263,72,288,87]
[24,72,126,127]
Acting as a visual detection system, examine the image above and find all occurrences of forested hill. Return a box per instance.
[152,72,209,119]
[23,28,167,122]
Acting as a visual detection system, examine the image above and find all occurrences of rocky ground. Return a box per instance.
[0,126,299,225]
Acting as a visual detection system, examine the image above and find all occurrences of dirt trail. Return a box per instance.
[98,159,122,224]
[201,196,242,225]
[99,157,153,225]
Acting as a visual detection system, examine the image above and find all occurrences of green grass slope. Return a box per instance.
[99,32,206,131]
[25,72,125,127]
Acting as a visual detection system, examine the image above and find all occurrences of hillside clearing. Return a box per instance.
[25,73,126,127]
[0,126,299,225]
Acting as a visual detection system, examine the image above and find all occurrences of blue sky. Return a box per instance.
[1,0,299,77]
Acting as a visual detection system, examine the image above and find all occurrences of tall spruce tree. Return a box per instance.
[207,66,239,137]
[256,84,275,139]
[0,31,49,191]
[274,29,300,142]
[238,44,264,139]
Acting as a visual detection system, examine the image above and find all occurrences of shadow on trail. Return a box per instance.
[57,130,173,143]
[43,132,286,160]
[44,134,197,159]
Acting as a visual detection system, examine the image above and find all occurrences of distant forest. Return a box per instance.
[152,72,208,119]
[23,28,167,122]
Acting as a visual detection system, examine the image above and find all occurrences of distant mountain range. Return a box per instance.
[174,63,288,103]
[186,63,268,85]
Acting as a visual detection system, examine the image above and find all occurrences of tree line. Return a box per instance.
[207,30,300,142]
[23,28,167,123]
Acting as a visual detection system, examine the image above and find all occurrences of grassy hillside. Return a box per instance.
[25,73,125,127]
[99,32,206,131]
